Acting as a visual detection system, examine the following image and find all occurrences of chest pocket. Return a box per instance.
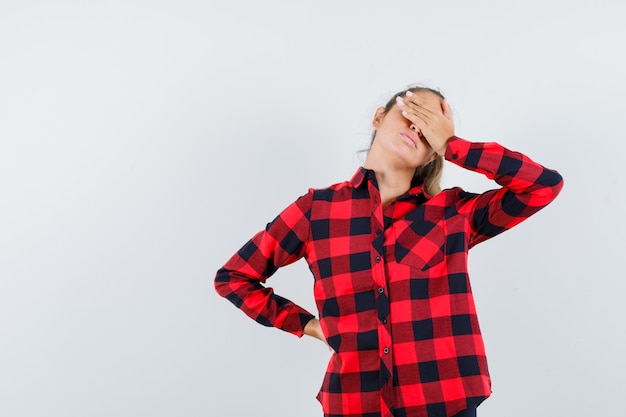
[393,205,445,271]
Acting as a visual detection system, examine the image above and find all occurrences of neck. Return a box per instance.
[364,155,416,208]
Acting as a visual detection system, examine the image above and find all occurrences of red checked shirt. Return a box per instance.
[215,136,564,417]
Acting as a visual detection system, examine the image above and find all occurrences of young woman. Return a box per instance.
[214,86,564,417]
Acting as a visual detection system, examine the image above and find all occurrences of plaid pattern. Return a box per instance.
[215,137,563,417]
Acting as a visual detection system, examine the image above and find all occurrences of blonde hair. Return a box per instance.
[368,86,445,196]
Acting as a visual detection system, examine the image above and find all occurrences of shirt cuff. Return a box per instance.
[444,136,470,163]
[295,313,317,338]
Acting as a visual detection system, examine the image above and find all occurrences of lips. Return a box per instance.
[400,132,417,148]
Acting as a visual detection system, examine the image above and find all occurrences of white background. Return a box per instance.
[1,1,625,416]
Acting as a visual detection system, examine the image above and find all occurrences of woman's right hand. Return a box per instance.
[304,318,334,352]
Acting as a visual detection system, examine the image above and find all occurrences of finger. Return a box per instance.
[398,95,436,118]
[397,98,424,119]
[405,102,436,121]
[403,108,432,127]
[405,92,441,114]
[398,97,432,124]
[406,102,445,124]
[396,95,414,110]
[403,113,427,135]
[401,109,427,128]
[442,99,453,120]
[405,90,425,105]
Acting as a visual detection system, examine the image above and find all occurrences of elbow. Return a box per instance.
[538,167,563,186]
[555,170,564,190]
[214,267,230,298]
[550,170,564,198]
[536,168,564,200]
[214,267,248,309]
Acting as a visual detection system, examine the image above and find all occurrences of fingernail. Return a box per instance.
[395,96,404,106]
[406,91,413,97]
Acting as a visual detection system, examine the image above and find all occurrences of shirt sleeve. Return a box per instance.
[445,136,564,248]
[214,190,316,337]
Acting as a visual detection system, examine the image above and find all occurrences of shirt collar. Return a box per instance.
[349,166,431,199]
[349,166,370,189]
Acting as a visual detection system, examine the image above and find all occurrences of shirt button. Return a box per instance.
[378,287,384,294]
[375,256,381,263]
[376,229,382,235]
[383,347,390,354]
[452,153,459,160]
[381,319,387,324]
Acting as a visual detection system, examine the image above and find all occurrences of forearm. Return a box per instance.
[445,136,563,196]
[215,266,316,336]
[444,136,563,245]
[214,190,316,337]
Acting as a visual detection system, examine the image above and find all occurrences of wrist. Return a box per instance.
[435,139,449,156]
[303,317,319,337]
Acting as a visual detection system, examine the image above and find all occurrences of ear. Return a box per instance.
[372,106,386,129]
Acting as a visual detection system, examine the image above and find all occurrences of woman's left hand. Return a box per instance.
[397,92,455,156]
